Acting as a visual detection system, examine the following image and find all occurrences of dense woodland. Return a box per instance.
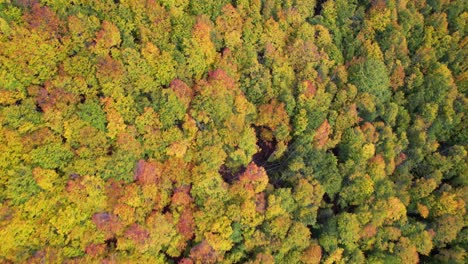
[0,0,466,263]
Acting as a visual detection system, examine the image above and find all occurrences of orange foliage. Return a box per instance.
[116,131,142,157]
[105,179,125,209]
[370,154,386,166]
[395,152,407,166]
[257,100,290,131]
[361,224,378,239]
[134,160,162,184]
[255,193,266,213]
[192,19,212,41]
[94,21,121,50]
[162,158,191,184]
[303,80,317,99]
[417,203,429,219]
[239,163,269,193]
[314,120,331,149]
[252,253,275,264]
[390,64,405,90]
[23,127,55,149]
[301,245,322,264]
[172,186,193,207]
[361,122,379,143]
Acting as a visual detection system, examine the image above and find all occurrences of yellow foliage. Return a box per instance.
[386,197,407,223]
[323,248,344,264]
[102,98,127,139]
[32,167,59,191]
[369,8,391,31]
[241,200,264,228]
[0,217,38,262]
[362,143,376,160]
[166,142,188,158]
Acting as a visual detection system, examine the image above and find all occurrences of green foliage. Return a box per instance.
[77,100,107,131]
[154,89,187,129]
[3,166,40,205]
[349,58,391,102]
[30,143,74,170]
[337,213,361,251]
[339,174,374,206]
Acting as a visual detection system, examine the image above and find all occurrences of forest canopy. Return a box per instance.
[0,0,466,263]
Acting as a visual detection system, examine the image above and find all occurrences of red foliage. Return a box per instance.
[170,79,193,101]
[94,21,120,49]
[14,0,37,8]
[174,185,191,194]
[222,47,231,57]
[178,258,194,264]
[92,212,123,238]
[239,163,268,190]
[92,212,113,228]
[134,160,162,184]
[177,209,195,240]
[36,86,78,112]
[124,224,149,244]
[371,0,388,10]
[27,247,61,264]
[85,243,107,258]
[97,55,124,79]
[106,179,125,208]
[102,259,118,264]
[190,240,219,264]
[24,3,61,34]
[208,69,236,90]
[232,163,269,194]
[427,228,436,238]
[395,152,407,166]
[65,179,85,193]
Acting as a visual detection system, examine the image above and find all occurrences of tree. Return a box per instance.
[0,0,466,262]
[183,17,216,80]
[348,58,391,102]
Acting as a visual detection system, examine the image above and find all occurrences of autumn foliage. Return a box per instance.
[0,0,466,263]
